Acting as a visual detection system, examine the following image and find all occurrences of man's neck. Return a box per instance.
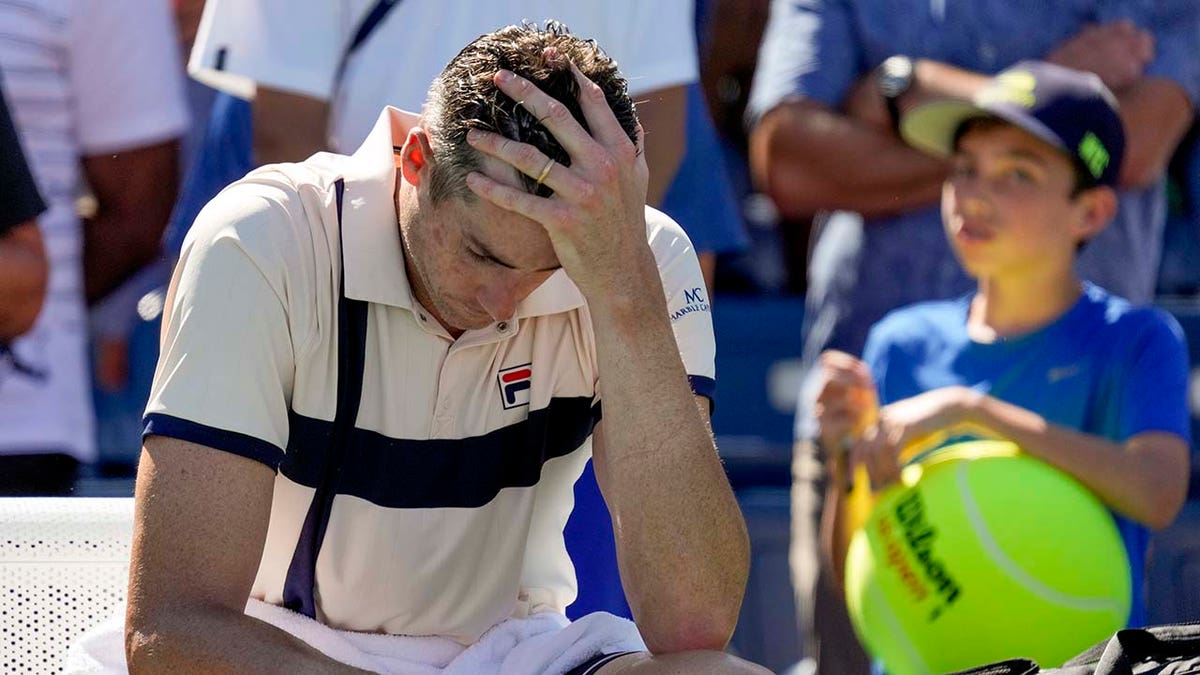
[968,268,1082,342]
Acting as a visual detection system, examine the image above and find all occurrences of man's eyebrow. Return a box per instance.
[466,231,559,272]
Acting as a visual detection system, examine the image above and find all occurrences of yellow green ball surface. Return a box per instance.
[845,440,1130,674]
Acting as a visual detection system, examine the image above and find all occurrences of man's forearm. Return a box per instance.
[0,221,47,338]
[588,264,750,654]
[126,605,369,674]
[1113,77,1193,188]
[749,100,946,220]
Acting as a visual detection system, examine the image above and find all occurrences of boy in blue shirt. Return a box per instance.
[817,61,1192,631]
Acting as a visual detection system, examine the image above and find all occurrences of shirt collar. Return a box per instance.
[340,107,418,309]
[339,107,586,319]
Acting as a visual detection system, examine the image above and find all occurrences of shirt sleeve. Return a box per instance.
[746,0,864,124]
[647,207,716,405]
[143,181,307,468]
[1116,309,1192,443]
[188,0,352,101]
[0,79,44,234]
[1101,0,1200,105]
[68,0,190,154]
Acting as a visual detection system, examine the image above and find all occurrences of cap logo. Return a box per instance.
[978,70,1037,109]
[1078,132,1110,180]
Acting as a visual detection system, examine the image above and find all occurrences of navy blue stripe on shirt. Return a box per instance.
[688,374,716,410]
[143,412,285,468]
[279,396,597,509]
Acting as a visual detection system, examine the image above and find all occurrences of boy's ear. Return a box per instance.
[398,128,434,187]
[1073,186,1118,245]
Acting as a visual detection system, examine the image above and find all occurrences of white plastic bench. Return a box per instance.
[0,498,133,673]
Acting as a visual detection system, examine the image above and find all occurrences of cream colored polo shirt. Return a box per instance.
[144,108,716,643]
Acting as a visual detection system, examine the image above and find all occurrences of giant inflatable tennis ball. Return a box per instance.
[844,440,1130,674]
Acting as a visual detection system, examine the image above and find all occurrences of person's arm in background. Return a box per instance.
[0,78,48,339]
[0,223,47,339]
[748,1,1191,221]
[746,0,949,220]
[81,142,180,303]
[253,88,330,165]
[858,19,1194,192]
[634,84,687,207]
[70,0,189,303]
[1059,2,1200,188]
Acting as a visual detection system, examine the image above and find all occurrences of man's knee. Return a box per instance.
[597,649,771,674]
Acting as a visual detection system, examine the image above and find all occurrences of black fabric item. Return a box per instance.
[0,454,79,496]
[0,73,46,234]
[1063,624,1200,675]
[949,623,1200,675]
[562,651,639,675]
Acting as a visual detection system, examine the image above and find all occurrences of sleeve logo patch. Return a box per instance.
[497,363,532,409]
[671,287,711,323]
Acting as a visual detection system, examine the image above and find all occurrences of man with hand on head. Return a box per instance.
[817,62,1191,640]
[69,23,764,675]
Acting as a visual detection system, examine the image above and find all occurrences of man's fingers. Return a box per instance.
[570,61,637,152]
[465,171,562,226]
[465,129,587,198]
[494,69,596,161]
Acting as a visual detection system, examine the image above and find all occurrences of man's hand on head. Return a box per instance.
[463,59,653,301]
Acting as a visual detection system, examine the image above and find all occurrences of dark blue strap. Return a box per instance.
[333,0,402,92]
[282,179,369,618]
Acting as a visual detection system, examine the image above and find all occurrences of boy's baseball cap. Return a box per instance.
[901,60,1125,188]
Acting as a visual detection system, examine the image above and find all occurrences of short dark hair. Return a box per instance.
[422,21,640,203]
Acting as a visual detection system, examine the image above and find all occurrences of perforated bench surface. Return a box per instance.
[0,498,133,673]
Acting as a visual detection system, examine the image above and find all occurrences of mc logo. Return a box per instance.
[684,287,706,304]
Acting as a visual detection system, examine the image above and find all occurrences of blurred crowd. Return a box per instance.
[1,0,1198,669]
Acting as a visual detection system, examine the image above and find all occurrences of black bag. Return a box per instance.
[950,623,1200,675]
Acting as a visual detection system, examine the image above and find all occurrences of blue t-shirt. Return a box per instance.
[862,283,1193,627]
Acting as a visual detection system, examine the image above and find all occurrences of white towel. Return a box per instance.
[64,599,646,674]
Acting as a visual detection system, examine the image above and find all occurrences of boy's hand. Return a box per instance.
[851,385,979,489]
[814,350,879,458]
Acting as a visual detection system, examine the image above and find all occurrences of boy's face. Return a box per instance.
[941,120,1111,281]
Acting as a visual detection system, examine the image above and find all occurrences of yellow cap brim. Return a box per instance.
[900,99,990,157]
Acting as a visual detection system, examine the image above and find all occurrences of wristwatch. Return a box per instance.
[876,55,915,134]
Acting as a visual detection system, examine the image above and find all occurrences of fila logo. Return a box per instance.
[498,363,532,409]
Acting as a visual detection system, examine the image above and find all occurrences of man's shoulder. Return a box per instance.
[182,159,346,274]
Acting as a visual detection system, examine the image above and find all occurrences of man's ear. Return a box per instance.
[1073,186,1118,244]
[398,128,435,187]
